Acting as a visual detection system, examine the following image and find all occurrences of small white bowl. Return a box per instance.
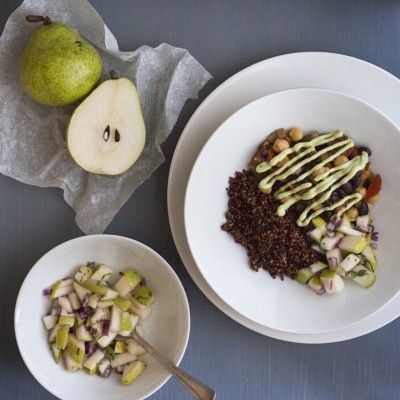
[185,88,400,335]
[15,235,190,400]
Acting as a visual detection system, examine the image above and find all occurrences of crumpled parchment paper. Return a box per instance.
[0,0,212,234]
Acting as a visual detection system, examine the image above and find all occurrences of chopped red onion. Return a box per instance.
[75,306,91,319]
[334,218,343,228]
[355,226,368,234]
[311,243,326,255]
[42,287,52,296]
[329,279,333,290]
[102,366,112,378]
[370,242,378,250]
[371,234,379,242]
[50,307,61,316]
[326,230,335,238]
[102,320,110,336]
[326,221,335,231]
[330,257,338,268]
[87,262,96,269]
[368,225,374,233]
[85,341,99,356]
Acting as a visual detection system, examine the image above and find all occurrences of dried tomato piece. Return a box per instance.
[364,174,382,201]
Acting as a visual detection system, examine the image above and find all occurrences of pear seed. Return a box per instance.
[103,125,111,141]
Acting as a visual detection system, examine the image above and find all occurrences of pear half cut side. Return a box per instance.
[67,78,146,175]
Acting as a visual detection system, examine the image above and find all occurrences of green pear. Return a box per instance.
[66,75,146,175]
[20,15,102,106]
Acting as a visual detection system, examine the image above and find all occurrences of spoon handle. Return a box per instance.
[131,330,216,400]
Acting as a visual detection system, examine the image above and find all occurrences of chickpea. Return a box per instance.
[304,131,319,141]
[312,203,322,211]
[289,127,303,142]
[312,166,329,179]
[279,195,292,203]
[273,138,290,153]
[346,207,359,220]
[361,169,374,183]
[259,185,272,195]
[333,155,349,167]
[355,186,367,198]
[367,194,380,205]
[276,156,290,167]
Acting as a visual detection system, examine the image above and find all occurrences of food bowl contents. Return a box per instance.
[41,262,154,385]
[222,128,381,294]
[67,72,146,175]
[20,15,102,106]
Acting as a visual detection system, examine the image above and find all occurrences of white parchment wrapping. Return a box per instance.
[0,0,212,234]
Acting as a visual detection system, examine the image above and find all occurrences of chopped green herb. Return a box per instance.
[105,346,116,361]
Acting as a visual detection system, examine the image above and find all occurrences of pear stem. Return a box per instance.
[25,15,52,25]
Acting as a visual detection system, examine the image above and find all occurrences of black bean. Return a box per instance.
[341,182,353,195]
[337,188,346,198]
[358,146,372,156]
[351,174,361,190]
[358,201,369,216]
[322,210,333,220]
[331,192,340,203]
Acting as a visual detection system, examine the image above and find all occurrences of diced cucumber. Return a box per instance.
[90,264,113,282]
[338,235,367,254]
[308,228,323,243]
[309,261,328,274]
[74,265,93,284]
[320,269,345,294]
[111,352,138,369]
[75,324,93,342]
[63,350,81,372]
[55,326,69,349]
[362,245,377,271]
[66,334,85,364]
[350,265,376,288]
[336,224,365,237]
[134,286,154,306]
[114,269,142,297]
[122,360,146,386]
[83,348,105,371]
[320,233,344,250]
[42,314,58,330]
[307,276,325,295]
[340,254,361,272]
[96,331,117,348]
[326,248,343,269]
[295,267,314,284]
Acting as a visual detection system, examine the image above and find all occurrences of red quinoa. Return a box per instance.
[221,170,318,280]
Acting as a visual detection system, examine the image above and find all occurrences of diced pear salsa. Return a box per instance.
[42,263,154,385]
[250,128,382,294]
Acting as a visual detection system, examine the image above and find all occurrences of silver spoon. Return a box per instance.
[118,327,216,400]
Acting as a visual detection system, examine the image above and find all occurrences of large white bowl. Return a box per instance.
[15,235,190,400]
[184,88,400,335]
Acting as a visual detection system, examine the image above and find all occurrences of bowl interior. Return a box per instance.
[184,88,400,334]
[15,235,190,400]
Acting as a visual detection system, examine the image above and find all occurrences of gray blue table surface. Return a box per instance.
[1,1,400,399]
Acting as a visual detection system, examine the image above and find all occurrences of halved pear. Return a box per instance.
[67,77,146,175]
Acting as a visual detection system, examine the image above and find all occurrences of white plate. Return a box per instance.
[167,52,400,343]
[184,88,400,334]
[15,235,190,400]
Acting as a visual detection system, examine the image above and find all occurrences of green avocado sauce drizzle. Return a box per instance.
[256,131,368,227]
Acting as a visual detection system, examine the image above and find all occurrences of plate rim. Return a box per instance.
[167,51,400,343]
